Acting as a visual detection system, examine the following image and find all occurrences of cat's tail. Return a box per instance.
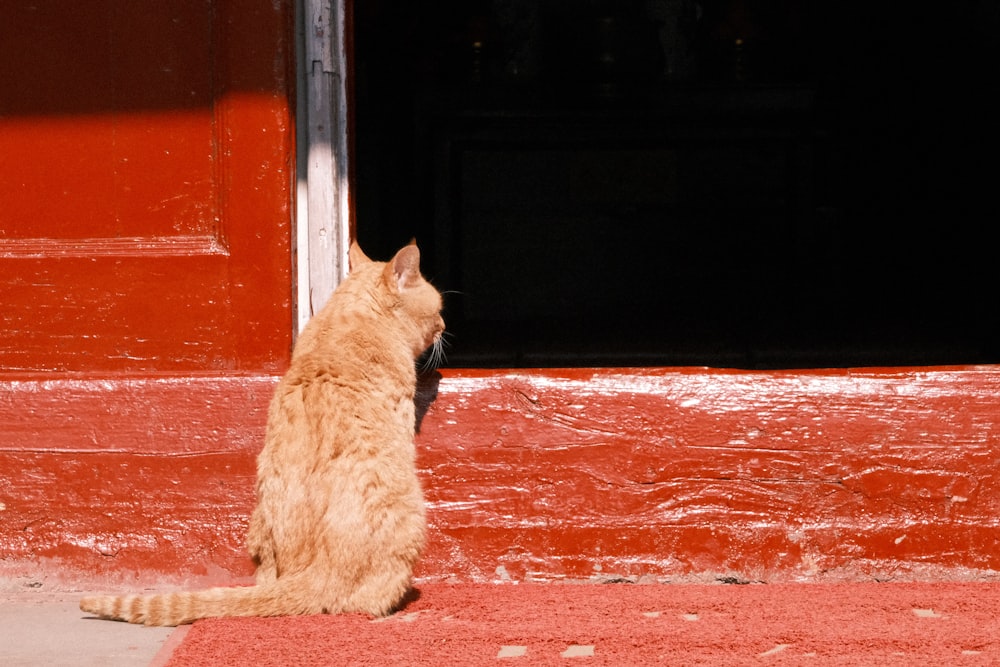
[79,578,318,627]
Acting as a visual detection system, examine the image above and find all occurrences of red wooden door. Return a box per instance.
[0,1,294,584]
[0,0,295,374]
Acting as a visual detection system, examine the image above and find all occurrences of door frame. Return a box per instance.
[296,0,351,330]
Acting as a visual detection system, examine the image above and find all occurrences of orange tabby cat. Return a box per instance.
[80,241,444,626]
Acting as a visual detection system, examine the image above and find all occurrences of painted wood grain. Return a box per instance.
[416,368,1000,582]
[0,375,270,585]
[1,368,997,587]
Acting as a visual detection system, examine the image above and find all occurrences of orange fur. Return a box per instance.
[80,242,445,626]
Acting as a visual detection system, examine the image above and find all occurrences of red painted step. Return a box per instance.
[1,367,998,587]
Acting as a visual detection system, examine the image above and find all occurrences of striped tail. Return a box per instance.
[79,579,316,627]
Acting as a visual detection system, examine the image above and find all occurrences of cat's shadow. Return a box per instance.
[393,586,423,614]
[414,370,441,434]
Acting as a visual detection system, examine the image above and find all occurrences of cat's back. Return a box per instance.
[263,247,435,463]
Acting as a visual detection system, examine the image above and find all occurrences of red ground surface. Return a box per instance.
[161,581,999,666]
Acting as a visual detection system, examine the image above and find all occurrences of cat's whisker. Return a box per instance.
[419,334,448,371]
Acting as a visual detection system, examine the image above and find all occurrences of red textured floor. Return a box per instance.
[160,581,1000,666]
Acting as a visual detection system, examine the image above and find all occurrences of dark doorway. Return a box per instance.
[353,1,999,368]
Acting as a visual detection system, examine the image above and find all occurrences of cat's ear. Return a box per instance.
[348,242,372,273]
[385,244,422,292]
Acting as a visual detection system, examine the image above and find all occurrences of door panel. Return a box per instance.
[0,0,295,373]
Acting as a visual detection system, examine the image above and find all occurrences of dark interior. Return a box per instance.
[352,1,999,368]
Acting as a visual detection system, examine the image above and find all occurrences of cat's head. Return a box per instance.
[349,241,445,361]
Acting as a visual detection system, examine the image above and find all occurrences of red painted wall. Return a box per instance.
[2,367,997,588]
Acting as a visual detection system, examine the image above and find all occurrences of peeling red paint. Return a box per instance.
[414,368,1000,582]
[1,367,998,588]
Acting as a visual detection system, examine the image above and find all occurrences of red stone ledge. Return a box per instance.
[1,367,998,588]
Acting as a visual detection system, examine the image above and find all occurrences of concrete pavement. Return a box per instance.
[1,582,178,667]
